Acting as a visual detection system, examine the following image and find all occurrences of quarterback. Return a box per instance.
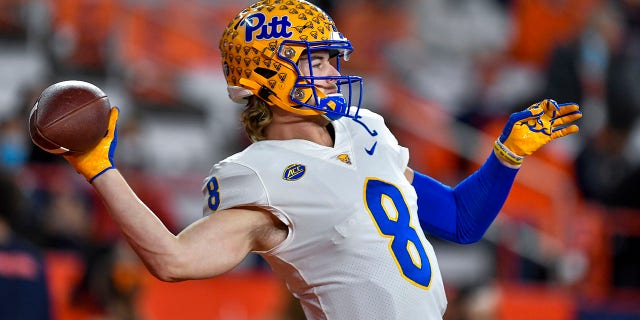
[61,0,582,319]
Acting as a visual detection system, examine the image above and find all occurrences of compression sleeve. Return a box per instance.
[412,152,519,244]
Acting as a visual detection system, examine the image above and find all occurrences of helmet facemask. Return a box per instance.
[285,39,363,120]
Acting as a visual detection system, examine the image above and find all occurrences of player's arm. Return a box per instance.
[64,108,283,281]
[405,153,517,244]
[91,170,281,281]
[406,99,581,244]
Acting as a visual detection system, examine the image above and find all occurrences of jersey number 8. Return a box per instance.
[364,178,432,289]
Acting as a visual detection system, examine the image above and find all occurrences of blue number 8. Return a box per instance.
[207,176,220,211]
[364,178,432,289]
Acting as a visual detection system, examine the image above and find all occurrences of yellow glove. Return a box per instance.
[64,107,119,182]
[494,99,582,166]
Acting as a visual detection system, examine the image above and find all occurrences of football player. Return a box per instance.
[62,1,582,319]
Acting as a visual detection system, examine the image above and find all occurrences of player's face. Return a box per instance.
[297,50,340,95]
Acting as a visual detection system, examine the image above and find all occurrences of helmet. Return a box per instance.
[219,0,362,120]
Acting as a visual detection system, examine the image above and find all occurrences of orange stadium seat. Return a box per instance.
[115,3,180,105]
[138,270,289,320]
[332,1,411,74]
[508,0,601,68]
[45,251,92,320]
[571,203,609,299]
[46,250,289,320]
[115,1,237,107]
[47,0,120,72]
[497,283,575,320]
[156,2,219,69]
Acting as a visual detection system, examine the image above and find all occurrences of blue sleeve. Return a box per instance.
[411,152,519,244]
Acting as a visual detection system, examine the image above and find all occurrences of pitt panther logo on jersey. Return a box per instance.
[241,13,293,42]
[337,153,352,165]
[283,164,306,181]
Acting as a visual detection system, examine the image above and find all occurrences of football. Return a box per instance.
[29,80,111,154]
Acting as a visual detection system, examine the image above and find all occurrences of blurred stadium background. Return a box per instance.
[0,0,639,319]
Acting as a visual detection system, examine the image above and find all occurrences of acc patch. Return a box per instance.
[283,164,306,181]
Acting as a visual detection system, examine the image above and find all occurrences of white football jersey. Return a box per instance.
[202,109,447,319]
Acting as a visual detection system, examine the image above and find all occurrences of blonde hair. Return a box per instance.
[241,96,273,142]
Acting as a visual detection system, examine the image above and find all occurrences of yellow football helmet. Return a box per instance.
[219,0,362,120]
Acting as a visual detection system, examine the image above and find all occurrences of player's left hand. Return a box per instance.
[494,99,582,166]
[64,107,119,182]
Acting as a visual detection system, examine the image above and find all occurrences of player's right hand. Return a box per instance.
[64,107,119,182]
[494,99,581,166]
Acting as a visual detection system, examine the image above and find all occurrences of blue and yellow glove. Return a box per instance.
[494,99,582,166]
[64,107,119,183]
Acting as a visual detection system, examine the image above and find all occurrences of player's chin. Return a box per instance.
[298,106,331,124]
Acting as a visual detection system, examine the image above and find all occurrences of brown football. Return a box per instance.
[29,80,111,154]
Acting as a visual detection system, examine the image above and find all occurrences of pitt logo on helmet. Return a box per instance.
[241,13,293,42]
[283,164,306,181]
